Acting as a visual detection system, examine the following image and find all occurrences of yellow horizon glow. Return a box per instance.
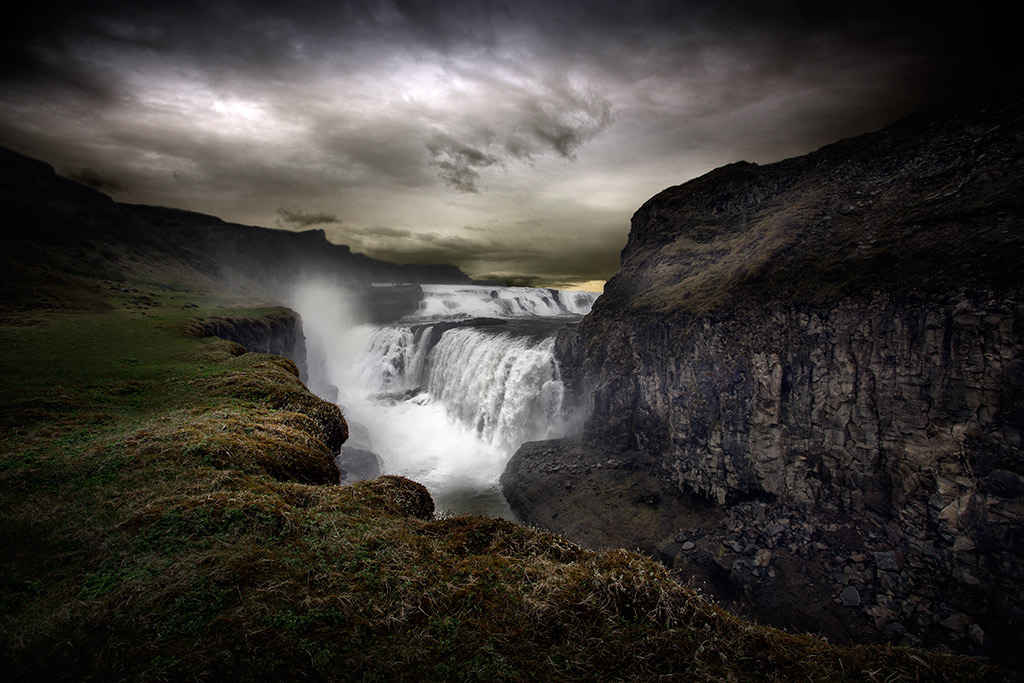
[560,279,606,293]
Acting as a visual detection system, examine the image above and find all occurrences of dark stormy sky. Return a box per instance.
[0,1,1014,289]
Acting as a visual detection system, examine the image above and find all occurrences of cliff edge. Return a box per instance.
[504,73,1024,668]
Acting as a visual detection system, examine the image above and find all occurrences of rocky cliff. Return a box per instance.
[503,74,1024,668]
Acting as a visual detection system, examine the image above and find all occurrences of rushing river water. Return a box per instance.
[294,284,599,518]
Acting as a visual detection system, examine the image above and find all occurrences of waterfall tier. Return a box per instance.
[407,284,599,320]
[346,323,572,452]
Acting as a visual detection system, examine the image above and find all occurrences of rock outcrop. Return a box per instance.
[503,73,1024,668]
[190,309,312,381]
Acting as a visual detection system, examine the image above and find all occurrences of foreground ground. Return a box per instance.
[0,280,1001,681]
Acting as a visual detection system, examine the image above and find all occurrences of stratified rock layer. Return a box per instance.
[190,310,311,380]
[503,74,1024,667]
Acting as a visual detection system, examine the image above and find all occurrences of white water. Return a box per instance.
[409,284,598,320]
[293,282,599,518]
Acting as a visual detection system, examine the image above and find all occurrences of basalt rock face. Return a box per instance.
[504,75,1024,666]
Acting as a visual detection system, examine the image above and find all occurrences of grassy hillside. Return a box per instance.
[0,147,469,320]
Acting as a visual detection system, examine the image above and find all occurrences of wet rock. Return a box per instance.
[336,447,383,484]
[873,551,899,572]
[940,613,972,636]
[345,419,374,451]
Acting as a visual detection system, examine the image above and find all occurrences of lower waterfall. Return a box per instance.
[293,283,599,518]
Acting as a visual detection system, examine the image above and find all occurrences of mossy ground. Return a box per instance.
[0,282,1000,681]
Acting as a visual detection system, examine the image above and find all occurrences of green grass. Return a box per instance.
[0,280,1000,681]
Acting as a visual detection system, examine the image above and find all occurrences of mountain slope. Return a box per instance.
[0,147,470,317]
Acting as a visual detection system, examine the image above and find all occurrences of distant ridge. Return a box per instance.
[0,147,471,313]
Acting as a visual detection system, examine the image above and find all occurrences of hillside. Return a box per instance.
[0,147,470,318]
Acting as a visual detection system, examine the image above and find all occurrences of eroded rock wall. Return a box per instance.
[573,292,1023,510]
[192,309,311,381]
[551,289,1024,657]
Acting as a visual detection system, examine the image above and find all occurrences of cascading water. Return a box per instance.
[426,328,567,453]
[293,283,599,518]
[409,284,599,319]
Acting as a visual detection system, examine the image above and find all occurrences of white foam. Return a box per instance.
[408,284,599,320]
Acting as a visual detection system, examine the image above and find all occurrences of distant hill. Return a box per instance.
[0,147,470,315]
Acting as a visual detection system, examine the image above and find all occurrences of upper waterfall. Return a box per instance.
[405,284,599,320]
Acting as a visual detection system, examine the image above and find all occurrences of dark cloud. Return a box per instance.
[521,89,613,161]
[427,135,499,193]
[350,226,414,239]
[420,69,613,191]
[65,167,127,194]
[276,206,339,227]
[3,2,1016,93]
[0,0,1018,288]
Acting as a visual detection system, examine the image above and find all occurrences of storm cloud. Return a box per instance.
[276,207,340,227]
[1,0,1015,288]
[427,136,499,193]
[66,167,127,194]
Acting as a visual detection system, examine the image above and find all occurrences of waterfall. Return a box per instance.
[348,325,569,452]
[427,329,570,452]
[409,284,599,320]
[293,282,600,518]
